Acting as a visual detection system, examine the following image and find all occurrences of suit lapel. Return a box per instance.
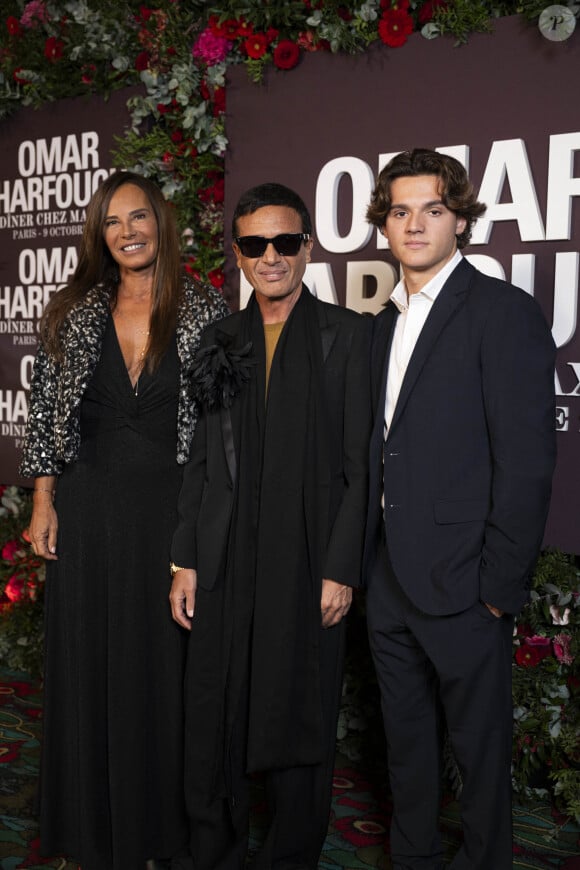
[387,259,472,437]
[372,303,398,413]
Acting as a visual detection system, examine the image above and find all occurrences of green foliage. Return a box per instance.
[512,550,580,822]
[430,0,494,44]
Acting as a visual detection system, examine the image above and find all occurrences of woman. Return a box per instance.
[20,171,229,870]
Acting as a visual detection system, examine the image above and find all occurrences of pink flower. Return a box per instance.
[192,28,232,66]
[553,633,574,666]
[20,0,49,29]
[522,635,553,662]
[525,635,552,647]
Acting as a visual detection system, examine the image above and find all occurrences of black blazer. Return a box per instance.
[364,258,556,616]
[172,288,372,593]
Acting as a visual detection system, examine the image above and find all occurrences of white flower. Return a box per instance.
[550,604,570,625]
[357,1,379,23]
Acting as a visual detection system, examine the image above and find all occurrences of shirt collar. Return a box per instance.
[390,250,463,313]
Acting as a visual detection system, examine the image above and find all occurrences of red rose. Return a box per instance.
[236,18,253,38]
[5,575,25,603]
[211,179,225,203]
[13,67,29,84]
[2,540,20,562]
[213,18,239,39]
[171,130,183,144]
[44,36,64,62]
[265,27,279,44]
[7,16,21,36]
[338,8,353,21]
[244,33,268,60]
[137,5,153,23]
[378,9,415,47]
[515,645,542,667]
[418,0,448,24]
[135,50,150,71]
[273,40,300,70]
[81,63,96,84]
[208,268,225,289]
[213,86,226,115]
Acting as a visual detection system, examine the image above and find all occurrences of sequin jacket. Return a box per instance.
[19,278,229,478]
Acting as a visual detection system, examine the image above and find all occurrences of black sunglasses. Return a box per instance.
[234,233,310,258]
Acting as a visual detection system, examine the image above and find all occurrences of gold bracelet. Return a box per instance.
[170,561,188,577]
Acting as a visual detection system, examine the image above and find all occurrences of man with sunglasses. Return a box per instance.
[169,182,371,869]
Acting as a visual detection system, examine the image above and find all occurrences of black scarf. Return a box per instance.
[185,288,335,798]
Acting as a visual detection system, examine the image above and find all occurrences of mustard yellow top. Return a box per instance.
[264,322,285,393]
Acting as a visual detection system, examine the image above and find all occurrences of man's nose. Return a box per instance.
[262,241,280,261]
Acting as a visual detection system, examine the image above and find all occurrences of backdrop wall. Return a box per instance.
[0,16,578,552]
[0,89,132,484]
[224,15,580,554]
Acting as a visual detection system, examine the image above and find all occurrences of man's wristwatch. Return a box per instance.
[170,562,187,577]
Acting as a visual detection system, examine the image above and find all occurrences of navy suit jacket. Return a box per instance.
[364,258,556,616]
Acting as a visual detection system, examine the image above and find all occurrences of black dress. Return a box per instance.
[40,316,189,870]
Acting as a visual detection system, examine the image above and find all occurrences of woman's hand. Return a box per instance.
[29,486,58,560]
[169,568,197,630]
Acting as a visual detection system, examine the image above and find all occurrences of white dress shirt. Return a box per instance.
[385,251,463,432]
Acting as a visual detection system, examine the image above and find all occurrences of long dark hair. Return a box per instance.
[366,148,486,248]
[41,171,182,371]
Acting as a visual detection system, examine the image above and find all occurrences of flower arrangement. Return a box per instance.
[0,486,45,677]
[512,550,580,823]
[1,1,575,287]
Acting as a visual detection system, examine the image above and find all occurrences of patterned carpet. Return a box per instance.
[1,669,579,869]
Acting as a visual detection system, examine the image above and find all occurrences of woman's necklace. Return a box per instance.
[112,306,151,395]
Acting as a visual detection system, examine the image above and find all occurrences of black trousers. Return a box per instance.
[185,619,346,870]
[366,543,514,870]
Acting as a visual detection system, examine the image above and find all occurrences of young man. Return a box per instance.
[364,149,556,870]
[169,183,371,869]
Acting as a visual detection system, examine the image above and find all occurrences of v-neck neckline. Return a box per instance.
[109,313,146,397]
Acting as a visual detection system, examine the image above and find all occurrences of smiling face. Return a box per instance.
[383,174,466,293]
[103,183,159,277]
[233,205,313,321]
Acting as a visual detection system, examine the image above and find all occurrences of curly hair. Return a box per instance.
[366,148,486,249]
